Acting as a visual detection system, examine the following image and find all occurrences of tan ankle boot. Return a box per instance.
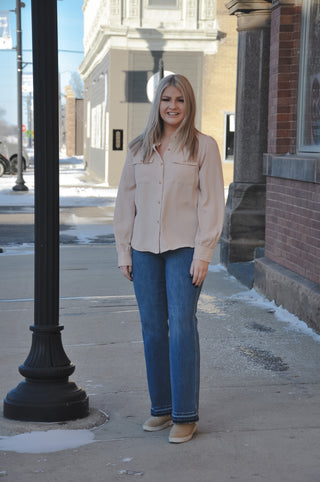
[143,415,172,432]
[168,423,197,443]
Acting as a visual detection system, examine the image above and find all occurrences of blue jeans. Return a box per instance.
[132,248,202,423]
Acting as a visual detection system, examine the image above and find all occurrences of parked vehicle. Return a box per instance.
[0,137,30,176]
[0,153,11,177]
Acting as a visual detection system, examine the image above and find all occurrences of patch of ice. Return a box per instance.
[0,429,95,454]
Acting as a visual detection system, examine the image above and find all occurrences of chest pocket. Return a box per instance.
[166,158,199,186]
[132,157,155,184]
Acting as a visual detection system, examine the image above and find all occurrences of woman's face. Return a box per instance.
[159,85,186,131]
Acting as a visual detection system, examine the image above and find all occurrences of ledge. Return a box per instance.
[254,257,320,333]
[226,0,272,15]
[263,153,320,183]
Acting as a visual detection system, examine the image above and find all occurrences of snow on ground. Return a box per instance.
[208,263,228,273]
[0,430,95,453]
[230,288,320,343]
[1,245,35,256]
[208,263,320,343]
[0,151,117,207]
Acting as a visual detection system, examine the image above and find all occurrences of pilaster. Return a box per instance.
[220,0,271,265]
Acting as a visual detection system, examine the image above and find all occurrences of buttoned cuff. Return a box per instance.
[193,245,215,263]
[117,247,132,267]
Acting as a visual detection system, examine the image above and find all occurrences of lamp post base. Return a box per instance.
[12,182,29,192]
[4,379,89,422]
[3,324,89,422]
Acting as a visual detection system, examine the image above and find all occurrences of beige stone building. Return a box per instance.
[79,0,237,187]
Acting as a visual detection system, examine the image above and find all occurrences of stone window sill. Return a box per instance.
[263,153,320,183]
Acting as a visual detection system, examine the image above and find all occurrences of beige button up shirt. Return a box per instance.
[113,132,225,266]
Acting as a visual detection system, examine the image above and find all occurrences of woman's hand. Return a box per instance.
[119,265,133,281]
[190,259,209,287]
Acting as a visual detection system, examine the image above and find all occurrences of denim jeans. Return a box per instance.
[132,247,202,423]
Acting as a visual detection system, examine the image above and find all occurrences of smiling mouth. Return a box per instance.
[167,112,180,116]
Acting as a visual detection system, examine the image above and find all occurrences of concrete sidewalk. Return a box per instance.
[0,244,320,481]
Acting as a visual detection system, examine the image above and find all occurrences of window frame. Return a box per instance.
[297,0,320,154]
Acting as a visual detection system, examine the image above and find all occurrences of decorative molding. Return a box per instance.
[202,0,215,19]
[186,0,197,17]
[129,0,139,17]
[111,0,121,17]
[81,0,221,70]
[226,0,272,15]
[236,9,271,30]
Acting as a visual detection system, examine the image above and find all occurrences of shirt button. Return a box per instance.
[158,201,160,204]
[168,148,170,151]
[159,180,162,184]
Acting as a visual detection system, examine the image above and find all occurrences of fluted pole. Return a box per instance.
[3,0,89,421]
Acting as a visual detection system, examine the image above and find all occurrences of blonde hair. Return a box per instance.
[129,74,199,162]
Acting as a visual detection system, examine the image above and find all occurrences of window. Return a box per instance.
[148,0,178,8]
[224,113,235,161]
[298,0,320,152]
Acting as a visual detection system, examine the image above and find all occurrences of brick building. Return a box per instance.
[65,86,84,157]
[222,0,320,330]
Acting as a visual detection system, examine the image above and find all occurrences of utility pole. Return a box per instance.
[13,0,28,192]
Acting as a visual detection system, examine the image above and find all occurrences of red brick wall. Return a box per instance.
[265,177,320,285]
[264,2,320,285]
[268,3,301,154]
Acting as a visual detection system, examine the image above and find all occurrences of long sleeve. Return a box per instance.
[193,136,225,263]
[113,149,136,266]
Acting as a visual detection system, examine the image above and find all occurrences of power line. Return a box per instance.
[22,49,83,54]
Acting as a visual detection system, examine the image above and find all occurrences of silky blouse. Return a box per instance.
[113,132,225,267]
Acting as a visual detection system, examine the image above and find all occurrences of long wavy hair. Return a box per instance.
[129,74,199,162]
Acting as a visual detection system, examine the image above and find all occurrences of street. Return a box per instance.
[0,157,116,247]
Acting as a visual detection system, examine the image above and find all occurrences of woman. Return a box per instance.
[114,74,225,443]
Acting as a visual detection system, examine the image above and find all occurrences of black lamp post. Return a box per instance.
[12,0,28,192]
[3,0,89,421]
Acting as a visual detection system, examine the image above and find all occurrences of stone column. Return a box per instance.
[220,1,271,264]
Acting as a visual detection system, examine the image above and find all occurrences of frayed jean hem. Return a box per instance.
[172,410,199,424]
[151,404,172,417]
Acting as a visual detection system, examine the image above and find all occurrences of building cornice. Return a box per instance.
[236,9,271,30]
[226,0,272,15]
[79,26,219,79]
